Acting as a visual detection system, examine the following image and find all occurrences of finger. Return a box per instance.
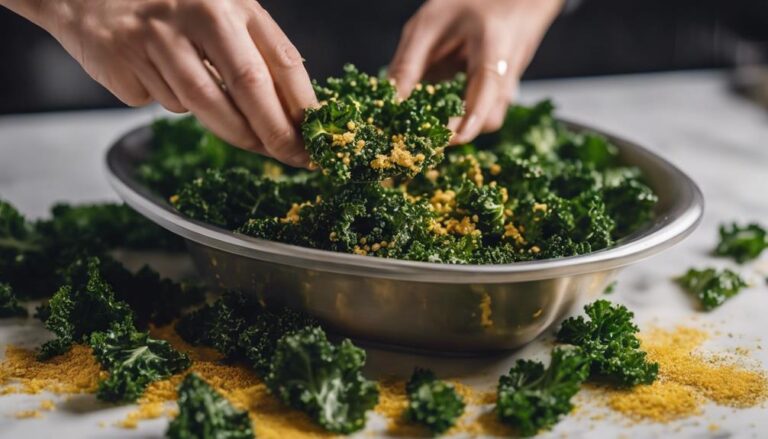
[104,64,152,108]
[483,70,519,132]
[146,26,265,154]
[133,59,187,113]
[247,6,317,123]
[455,32,514,143]
[388,11,450,99]
[190,18,308,167]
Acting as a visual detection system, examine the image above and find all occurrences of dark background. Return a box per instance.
[0,0,766,114]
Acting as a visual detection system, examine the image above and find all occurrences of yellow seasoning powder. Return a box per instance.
[607,326,768,422]
[0,344,104,395]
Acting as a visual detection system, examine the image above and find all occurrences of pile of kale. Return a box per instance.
[157,65,658,265]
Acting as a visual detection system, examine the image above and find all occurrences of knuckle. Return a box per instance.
[181,0,220,22]
[181,76,219,106]
[230,65,270,90]
[272,42,303,69]
[263,127,297,150]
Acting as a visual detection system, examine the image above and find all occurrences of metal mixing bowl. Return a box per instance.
[105,121,703,354]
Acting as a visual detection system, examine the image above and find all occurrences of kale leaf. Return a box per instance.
[404,368,465,435]
[0,282,27,318]
[677,267,747,311]
[303,64,465,182]
[556,300,658,386]
[714,223,768,263]
[266,326,379,434]
[90,321,190,403]
[38,257,134,360]
[166,373,254,439]
[496,346,589,437]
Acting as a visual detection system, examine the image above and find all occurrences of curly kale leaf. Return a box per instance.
[176,291,317,372]
[303,64,465,182]
[556,300,658,386]
[166,373,254,439]
[38,257,134,360]
[677,267,747,311]
[266,326,379,434]
[90,321,190,403]
[139,116,283,197]
[714,223,768,264]
[404,368,465,435]
[496,346,589,437]
[172,167,322,229]
[36,202,185,254]
[0,199,54,298]
[237,307,318,377]
[0,282,27,318]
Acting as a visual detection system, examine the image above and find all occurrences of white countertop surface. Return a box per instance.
[1,70,767,438]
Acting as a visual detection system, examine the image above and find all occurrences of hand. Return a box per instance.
[6,0,316,166]
[389,0,563,143]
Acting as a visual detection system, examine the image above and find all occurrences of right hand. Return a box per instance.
[23,0,317,166]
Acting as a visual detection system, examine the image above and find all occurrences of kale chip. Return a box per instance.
[677,267,748,311]
[0,282,27,318]
[556,300,658,386]
[166,373,254,439]
[303,64,465,182]
[496,346,589,437]
[404,368,465,435]
[266,326,379,434]
[714,223,768,264]
[90,321,190,403]
[38,257,134,359]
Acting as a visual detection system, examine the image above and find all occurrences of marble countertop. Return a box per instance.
[1,70,767,438]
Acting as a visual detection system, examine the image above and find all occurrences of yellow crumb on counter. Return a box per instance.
[14,409,42,419]
[38,399,55,411]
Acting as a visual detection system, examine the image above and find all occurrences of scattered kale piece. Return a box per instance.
[176,291,317,374]
[0,199,53,298]
[603,281,617,295]
[90,321,190,403]
[38,257,134,360]
[676,267,748,311]
[496,346,589,437]
[303,64,465,182]
[404,368,465,435]
[714,223,768,264]
[166,373,254,439]
[35,202,185,253]
[0,282,27,318]
[556,300,658,386]
[266,326,379,434]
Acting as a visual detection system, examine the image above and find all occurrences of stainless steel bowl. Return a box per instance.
[105,121,703,354]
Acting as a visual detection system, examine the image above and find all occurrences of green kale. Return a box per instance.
[714,223,768,263]
[35,202,185,253]
[166,373,254,439]
[404,368,465,435]
[139,116,283,197]
[237,307,318,376]
[38,257,134,359]
[0,282,27,318]
[266,326,379,434]
[172,167,321,230]
[556,300,658,386]
[496,346,589,437]
[603,281,617,295]
[0,199,53,298]
[303,64,465,182]
[676,267,748,311]
[90,321,190,403]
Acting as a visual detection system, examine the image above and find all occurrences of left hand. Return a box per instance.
[389,0,563,143]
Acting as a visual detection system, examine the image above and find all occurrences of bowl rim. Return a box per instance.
[105,120,704,284]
